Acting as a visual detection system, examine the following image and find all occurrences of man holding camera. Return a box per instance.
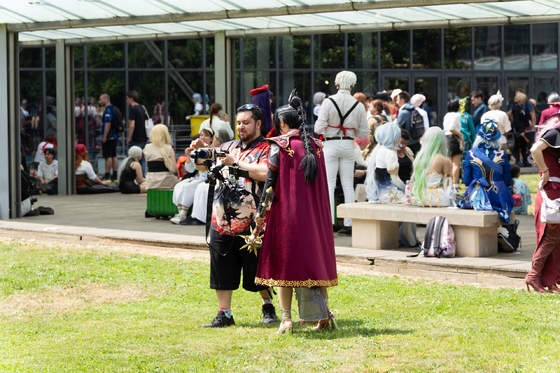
[201,103,278,328]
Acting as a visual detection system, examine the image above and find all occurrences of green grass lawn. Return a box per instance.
[2,242,560,372]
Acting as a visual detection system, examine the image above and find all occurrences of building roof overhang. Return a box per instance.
[7,0,560,46]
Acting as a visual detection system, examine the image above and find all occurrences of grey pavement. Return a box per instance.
[0,193,538,289]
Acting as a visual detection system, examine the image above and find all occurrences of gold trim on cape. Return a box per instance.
[254,277,338,288]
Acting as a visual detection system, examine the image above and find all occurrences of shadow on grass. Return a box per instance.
[239,319,413,339]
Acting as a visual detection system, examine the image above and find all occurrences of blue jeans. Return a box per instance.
[129,141,147,177]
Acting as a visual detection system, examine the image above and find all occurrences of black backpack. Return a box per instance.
[407,107,425,140]
[109,105,124,134]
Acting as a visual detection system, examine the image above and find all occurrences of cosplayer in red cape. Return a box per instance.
[250,84,274,138]
[254,90,338,334]
[526,111,560,292]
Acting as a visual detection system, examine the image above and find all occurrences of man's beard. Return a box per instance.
[239,128,258,143]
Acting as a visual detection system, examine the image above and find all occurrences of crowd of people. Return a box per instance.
[19,68,560,332]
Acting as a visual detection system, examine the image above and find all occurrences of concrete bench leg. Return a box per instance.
[352,219,399,250]
[453,225,498,257]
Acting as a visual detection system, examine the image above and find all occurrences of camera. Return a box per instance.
[190,148,226,161]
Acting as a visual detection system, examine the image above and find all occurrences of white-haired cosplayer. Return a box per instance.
[480,91,511,150]
[365,122,416,246]
[334,70,357,90]
[365,123,405,203]
[314,70,369,235]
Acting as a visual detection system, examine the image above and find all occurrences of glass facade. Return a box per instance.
[504,25,530,70]
[474,26,502,70]
[19,23,560,159]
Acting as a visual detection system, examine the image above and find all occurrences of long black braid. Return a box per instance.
[273,91,318,182]
[289,94,318,183]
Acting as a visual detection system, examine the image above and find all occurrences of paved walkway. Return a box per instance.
[0,193,539,289]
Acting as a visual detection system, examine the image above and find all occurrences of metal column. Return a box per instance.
[214,31,234,125]
[56,40,75,195]
[0,25,20,219]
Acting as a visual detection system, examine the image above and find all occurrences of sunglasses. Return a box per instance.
[237,104,254,111]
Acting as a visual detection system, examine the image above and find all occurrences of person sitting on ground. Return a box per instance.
[33,134,56,167]
[37,148,58,194]
[118,146,146,194]
[510,165,532,215]
[199,103,234,140]
[75,144,119,194]
[143,124,178,190]
[411,127,456,207]
[170,128,215,225]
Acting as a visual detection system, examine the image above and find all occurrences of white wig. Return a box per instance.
[374,122,401,151]
[487,90,504,110]
[365,123,402,202]
[313,92,326,104]
[335,71,357,90]
[118,145,143,180]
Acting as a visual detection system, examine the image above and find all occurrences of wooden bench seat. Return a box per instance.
[337,203,500,257]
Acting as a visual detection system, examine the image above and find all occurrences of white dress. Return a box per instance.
[415,172,457,207]
[172,171,207,208]
[366,146,405,204]
[199,116,234,140]
[190,183,210,222]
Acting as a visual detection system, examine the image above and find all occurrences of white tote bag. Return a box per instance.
[540,177,560,224]
[142,105,154,137]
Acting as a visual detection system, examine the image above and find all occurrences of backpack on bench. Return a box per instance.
[420,216,456,258]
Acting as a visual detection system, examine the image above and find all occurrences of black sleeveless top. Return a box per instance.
[398,153,413,182]
[120,158,137,184]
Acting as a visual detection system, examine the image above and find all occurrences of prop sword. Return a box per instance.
[240,187,274,256]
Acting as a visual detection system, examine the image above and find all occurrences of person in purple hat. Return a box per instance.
[250,84,274,137]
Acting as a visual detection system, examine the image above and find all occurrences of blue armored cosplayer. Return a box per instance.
[460,118,514,224]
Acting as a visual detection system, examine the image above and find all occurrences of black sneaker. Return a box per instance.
[101,173,111,181]
[262,303,278,324]
[498,233,514,253]
[338,226,352,236]
[179,216,205,225]
[202,310,235,328]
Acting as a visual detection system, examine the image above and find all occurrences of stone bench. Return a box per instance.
[337,203,500,257]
